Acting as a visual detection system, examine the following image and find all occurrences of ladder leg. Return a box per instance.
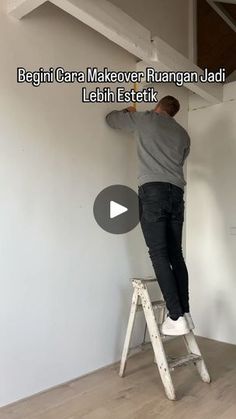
[119,288,139,377]
[183,331,211,383]
[140,286,176,401]
[153,305,166,364]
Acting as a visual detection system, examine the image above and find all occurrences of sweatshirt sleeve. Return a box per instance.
[183,135,191,161]
[106,110,138,133]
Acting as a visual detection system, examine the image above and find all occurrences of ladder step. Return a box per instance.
[129,337,178,357]
[168,353,202,370]
[132,277,156,283]
[137,299,166,311]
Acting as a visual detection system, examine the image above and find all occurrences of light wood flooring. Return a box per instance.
[1,336,236,419]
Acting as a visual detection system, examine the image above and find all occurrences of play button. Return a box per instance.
[110,201,128,219]
[93,185,140,234]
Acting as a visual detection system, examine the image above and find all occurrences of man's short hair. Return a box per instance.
[158,96,180,117]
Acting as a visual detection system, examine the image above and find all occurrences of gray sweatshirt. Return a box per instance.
[106,110,190,190]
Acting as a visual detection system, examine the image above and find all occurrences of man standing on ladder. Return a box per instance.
[106,96,193,336]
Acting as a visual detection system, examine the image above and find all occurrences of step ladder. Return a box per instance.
[119,278,211,401]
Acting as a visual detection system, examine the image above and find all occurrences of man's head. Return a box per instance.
[155,96,180,117]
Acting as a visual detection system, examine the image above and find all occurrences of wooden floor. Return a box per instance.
[2,337,236,419]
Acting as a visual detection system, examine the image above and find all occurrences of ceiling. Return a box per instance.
[197,0,236,77]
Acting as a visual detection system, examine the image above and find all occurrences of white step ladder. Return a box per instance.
[119,278,211,400]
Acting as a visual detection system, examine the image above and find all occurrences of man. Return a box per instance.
[106,96,193,336]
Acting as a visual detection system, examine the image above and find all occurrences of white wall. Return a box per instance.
[0,1,189,406]
[109,0,189,56]
[187,87,236,345]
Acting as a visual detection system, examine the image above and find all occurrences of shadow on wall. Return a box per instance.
[188,103,236,344]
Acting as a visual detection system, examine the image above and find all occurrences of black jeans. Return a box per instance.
[139,182,189,320]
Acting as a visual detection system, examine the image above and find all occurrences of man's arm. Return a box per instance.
[106,106,138,133]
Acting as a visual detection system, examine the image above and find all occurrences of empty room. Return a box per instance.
[1,0,236,418]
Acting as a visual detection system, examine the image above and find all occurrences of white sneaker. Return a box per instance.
[184,313,195,330]
[161,316,190,336]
